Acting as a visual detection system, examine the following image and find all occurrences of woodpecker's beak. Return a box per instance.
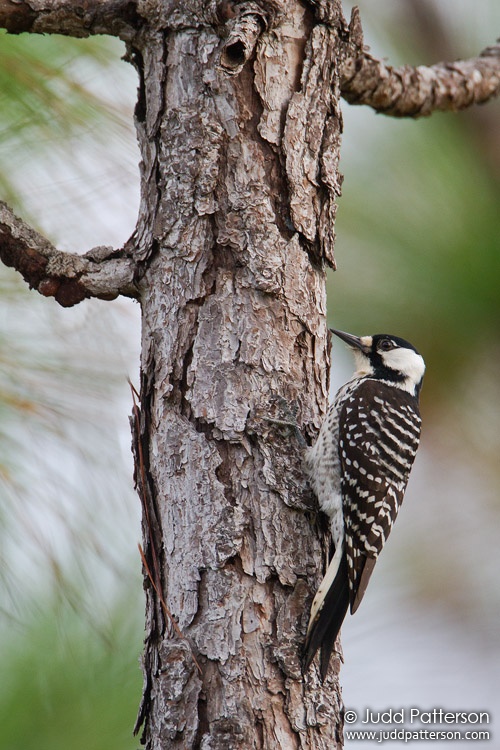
[330,329,371,354]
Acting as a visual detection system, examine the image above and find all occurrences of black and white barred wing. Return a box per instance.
[339,379,421,614]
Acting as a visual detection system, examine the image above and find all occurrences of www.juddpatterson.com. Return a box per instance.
[344,728,490,743]
[343,711,491,744]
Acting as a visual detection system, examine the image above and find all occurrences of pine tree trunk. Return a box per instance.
[130,2,345,747]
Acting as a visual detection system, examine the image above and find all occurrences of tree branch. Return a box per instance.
[341,8,500,118]
[0,202,139,307]
[0,0,141,39]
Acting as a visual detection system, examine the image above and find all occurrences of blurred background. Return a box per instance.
[0,34,143,750]
[335,1,500,746]
[0,1,498,747]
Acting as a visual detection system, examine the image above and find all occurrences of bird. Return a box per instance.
[303,329,425,680]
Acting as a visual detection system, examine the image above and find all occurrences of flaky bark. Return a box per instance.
[0,0,141,39]
[342,31,500,116]
[1,1,500,749]
[129,5,343,745]
[0,202,138,305]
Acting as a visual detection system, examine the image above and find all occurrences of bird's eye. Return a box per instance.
[379,339,394,351]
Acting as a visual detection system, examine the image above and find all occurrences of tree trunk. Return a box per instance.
[130,3,345,747]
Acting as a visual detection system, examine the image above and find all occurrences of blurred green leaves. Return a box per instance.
[331,2,500,463]
[0,32,130,214]
[333,114,500,386]
[0,33,143,748]
[0,32,115,134]
[0,602,142,750]
[0,33,141,621]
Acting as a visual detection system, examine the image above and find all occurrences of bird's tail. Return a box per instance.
[303,546,349,681]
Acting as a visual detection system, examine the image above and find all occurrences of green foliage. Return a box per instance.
[330,3,500,457]
[0,32,141,676]
[332,114,500,394]
[0,32,131,215]
[0,32,114,135]
[0,602,142,750]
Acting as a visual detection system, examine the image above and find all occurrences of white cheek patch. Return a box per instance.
[383,348,426,385]
[353,349,373,377]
